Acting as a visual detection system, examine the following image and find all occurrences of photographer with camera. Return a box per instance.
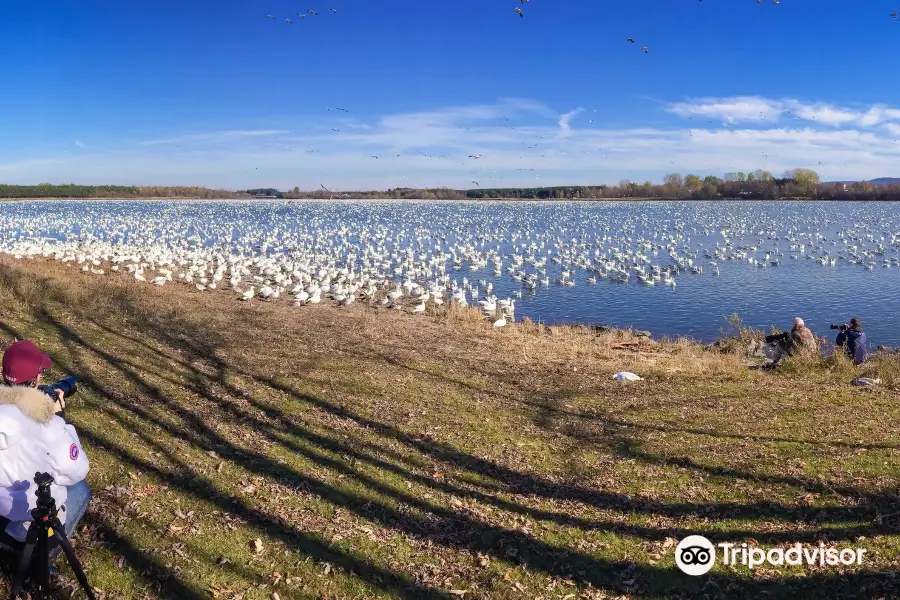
[764,317,817,364]
[834,318,868,365]
[0,340,90,556]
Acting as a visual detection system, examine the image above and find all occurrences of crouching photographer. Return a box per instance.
[764,317,817,365]
[833,318,868,365]
[0,340,90,559]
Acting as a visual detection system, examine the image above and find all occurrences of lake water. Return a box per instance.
[1,199,898,346]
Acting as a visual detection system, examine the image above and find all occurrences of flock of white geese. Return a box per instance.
[1,200,899,329]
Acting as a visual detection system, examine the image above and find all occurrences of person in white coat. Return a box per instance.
[0,340,90,558]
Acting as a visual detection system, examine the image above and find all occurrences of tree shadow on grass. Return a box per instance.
[79,513,211,600]
[35,313,452,600]
[0,264,898,598]
[65,310,891,547]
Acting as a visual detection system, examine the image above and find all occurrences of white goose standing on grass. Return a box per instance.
[387,285,403,302]
[451,289,468,306]
[240,286,256,302]
[478,295,497,313]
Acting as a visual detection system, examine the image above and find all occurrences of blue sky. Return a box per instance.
[1,0,899,190]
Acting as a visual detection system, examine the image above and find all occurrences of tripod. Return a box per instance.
[9,473,95,600]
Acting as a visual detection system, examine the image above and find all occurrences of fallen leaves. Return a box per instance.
[171,542,187,558]
[18,255,900,600]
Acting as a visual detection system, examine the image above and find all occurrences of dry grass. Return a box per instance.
[0,256,896,599]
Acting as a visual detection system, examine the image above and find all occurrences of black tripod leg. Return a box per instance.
[36,524,49,597]
[9,525,41,600]
[51,530,97,600]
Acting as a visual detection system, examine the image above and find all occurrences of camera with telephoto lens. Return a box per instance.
[38,375,78,399]
[830,324,849,331]
[764,332,789,344]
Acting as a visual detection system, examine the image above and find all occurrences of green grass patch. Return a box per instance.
[0,258,895,598]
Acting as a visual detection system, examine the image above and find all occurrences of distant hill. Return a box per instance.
[825,177,900,186]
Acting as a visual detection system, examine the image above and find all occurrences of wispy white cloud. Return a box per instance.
[665,96,900,128]
[74,140,85,148]
[5,96,900,190]
[667,96,784,124]
[786,102,863,126]
[557,109,584,137]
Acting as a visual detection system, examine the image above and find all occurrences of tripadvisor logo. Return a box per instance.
[675,535,716,576]
[675,535,867,576]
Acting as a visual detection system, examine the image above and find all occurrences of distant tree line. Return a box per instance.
[240,188,284,198]
[5,169,900,201]
[464,169,900,201]
[0,183,250,199]
[280,168,900,201]
[282,187,467,200]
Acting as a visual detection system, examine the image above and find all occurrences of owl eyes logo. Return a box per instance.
[675,535,868,573]
[675,535,715,575]
[680,546,711,565]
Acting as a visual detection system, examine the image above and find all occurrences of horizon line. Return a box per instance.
[2,175,900,194]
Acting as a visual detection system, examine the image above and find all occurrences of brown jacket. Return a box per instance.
[790,325,817,355]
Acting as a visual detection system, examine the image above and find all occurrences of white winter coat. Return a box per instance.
[0,385,90,541]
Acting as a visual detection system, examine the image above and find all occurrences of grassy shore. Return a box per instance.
[0,257,897,599]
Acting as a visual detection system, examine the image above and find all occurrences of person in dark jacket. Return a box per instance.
[836,318,868,365]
